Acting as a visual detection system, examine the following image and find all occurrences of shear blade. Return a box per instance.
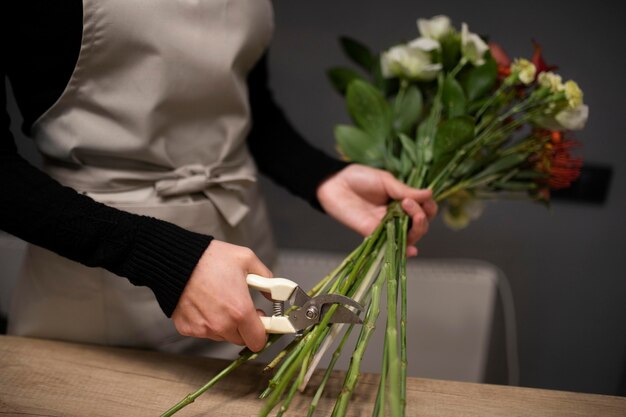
[322,304,363,324]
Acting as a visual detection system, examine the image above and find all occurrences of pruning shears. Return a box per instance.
[246,274,364,334]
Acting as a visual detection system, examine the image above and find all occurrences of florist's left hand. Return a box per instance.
[317,164,438,257]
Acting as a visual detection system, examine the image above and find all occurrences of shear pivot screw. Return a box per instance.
[305,306,319,320]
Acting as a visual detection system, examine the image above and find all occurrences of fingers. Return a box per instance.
[238,310,267,352]
[422,199,439,220]
[402,197,430,248]
[381,171,433,203]
[171,241,270,352]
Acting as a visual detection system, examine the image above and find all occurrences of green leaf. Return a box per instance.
[439,32,462,72]
[442,76,467,118]
[340,36,375,73]
[428,116,475,181]
[346,79,393,140]
[398,133,418,164]
[393,86,423,134]
[493,181,537,191]
[514,170,546,180]
[453,157,481,178]
[400,151,413,178]
[327,67,365,95]
[433,116,475,160]
[462,56,498,102]
[473,153,528,180]
[416,120,434,163]
[385,155,403,176]
[334,125,385,167]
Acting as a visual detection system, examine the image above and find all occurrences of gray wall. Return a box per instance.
[260,0,626,396]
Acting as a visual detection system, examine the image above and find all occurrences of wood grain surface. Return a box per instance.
[1,335,624,416]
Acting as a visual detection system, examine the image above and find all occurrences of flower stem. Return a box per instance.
[384,220,402,417]
[306,324,356,417]
[399,216,409,414]
[300,243,386,391]
[160,336,279,417]
[330,244,389,417]
[372,340,388,417]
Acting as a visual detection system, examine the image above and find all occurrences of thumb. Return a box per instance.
[382,173,432,202]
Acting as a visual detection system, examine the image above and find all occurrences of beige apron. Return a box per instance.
[8,0,276,356]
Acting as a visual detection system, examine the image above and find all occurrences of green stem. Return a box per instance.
[306,324,356,417]
[399,217,409,414]
[384,220,402,417]
[160,337,275,417]
[330,246,389,417]
[263,333,303,374]
[260,332,311,399]
[301,241,386,391]
[373,323,389,417]
[475,73,519,120]
[447,57,468,79]
[275,348,311,417]
[308,244,365,296]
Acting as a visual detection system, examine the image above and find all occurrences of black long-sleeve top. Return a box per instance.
[0,1,346,316]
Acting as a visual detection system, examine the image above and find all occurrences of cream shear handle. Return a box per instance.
[246,274,299,334]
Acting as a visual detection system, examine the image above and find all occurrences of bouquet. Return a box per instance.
[162,14,587,417]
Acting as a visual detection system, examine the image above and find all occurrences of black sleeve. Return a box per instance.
[0,79,212,317]
[246,54,348,210]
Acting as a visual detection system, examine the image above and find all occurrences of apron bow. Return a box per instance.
[155,164,256,227]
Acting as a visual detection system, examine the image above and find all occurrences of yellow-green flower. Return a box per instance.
[564,80,583,108]
[538,71,564,93]
[442,190,484,230]
[511,58,536,85]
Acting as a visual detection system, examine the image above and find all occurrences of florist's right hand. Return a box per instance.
[171,240,271,352]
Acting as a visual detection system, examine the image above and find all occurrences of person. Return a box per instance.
[0,0,437,355]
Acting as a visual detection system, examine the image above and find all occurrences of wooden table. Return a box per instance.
[1,335,624,417]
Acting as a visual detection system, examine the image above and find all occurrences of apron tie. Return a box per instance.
[155,164,256,227]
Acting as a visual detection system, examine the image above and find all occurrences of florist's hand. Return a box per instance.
[171,240,271,352]
[317,164,438,257]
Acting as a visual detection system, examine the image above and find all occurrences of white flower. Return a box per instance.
[538,72,564,93]
[555,104,589,130]
[533,103,589,131]
[408,37,440,52]
[461,23,489,66]
[511,58,536,85]
[381,39,442,81]
[417,15,452,40]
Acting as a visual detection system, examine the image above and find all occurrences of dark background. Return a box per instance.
[259,0,626,396]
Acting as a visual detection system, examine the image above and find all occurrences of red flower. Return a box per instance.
[532,130,582,193]
[531,40,558,76]
[489,42,511,78]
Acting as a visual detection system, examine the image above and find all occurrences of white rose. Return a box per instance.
[381,39,442,81]
[417,15,452,40]
[461,23,489,66]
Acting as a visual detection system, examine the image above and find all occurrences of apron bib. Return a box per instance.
[8,0,276,356]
